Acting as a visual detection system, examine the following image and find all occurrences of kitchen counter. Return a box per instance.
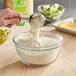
[0,23,76,76]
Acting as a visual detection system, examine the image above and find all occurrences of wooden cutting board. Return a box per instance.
[0,24,76,76]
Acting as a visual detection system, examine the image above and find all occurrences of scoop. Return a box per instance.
[21,14,45,27]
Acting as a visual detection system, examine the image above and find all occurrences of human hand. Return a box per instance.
[0,8,21,28]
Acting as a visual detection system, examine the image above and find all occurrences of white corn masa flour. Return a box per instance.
[17,14,61,65]
[4,0,33,26]
[4,0,33,18]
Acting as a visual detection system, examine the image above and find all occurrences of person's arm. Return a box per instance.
[0,8,21,28]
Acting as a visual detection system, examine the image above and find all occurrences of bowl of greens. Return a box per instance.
[38,4,65,26]
[0,28,10,44]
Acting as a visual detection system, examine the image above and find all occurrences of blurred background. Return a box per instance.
[0,0,76,19]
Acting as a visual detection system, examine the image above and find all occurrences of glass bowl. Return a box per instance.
[37,4,65,26]
[13,31,63,66]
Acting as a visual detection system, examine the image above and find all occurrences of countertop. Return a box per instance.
[0,23,76,76]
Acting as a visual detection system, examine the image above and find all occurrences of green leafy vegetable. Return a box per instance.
[0,28,10,44]
[40,4,63,19]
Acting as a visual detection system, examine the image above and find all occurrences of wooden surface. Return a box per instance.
[0,23,76,76]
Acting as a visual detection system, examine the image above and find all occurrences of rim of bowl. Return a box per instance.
[13,31,63,51]
[37,4,65,21]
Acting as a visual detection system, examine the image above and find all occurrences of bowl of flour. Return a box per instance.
[13,14,63,66]
[13,31,63,66]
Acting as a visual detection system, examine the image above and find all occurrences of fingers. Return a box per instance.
[5,24,14,28]
[12,11,22,18]
[0,8,22,19]
[1,8,22,19]
[0,18,20,28]
[6,10,22,19]
[0,9,22,28]
[11,18,20,25]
